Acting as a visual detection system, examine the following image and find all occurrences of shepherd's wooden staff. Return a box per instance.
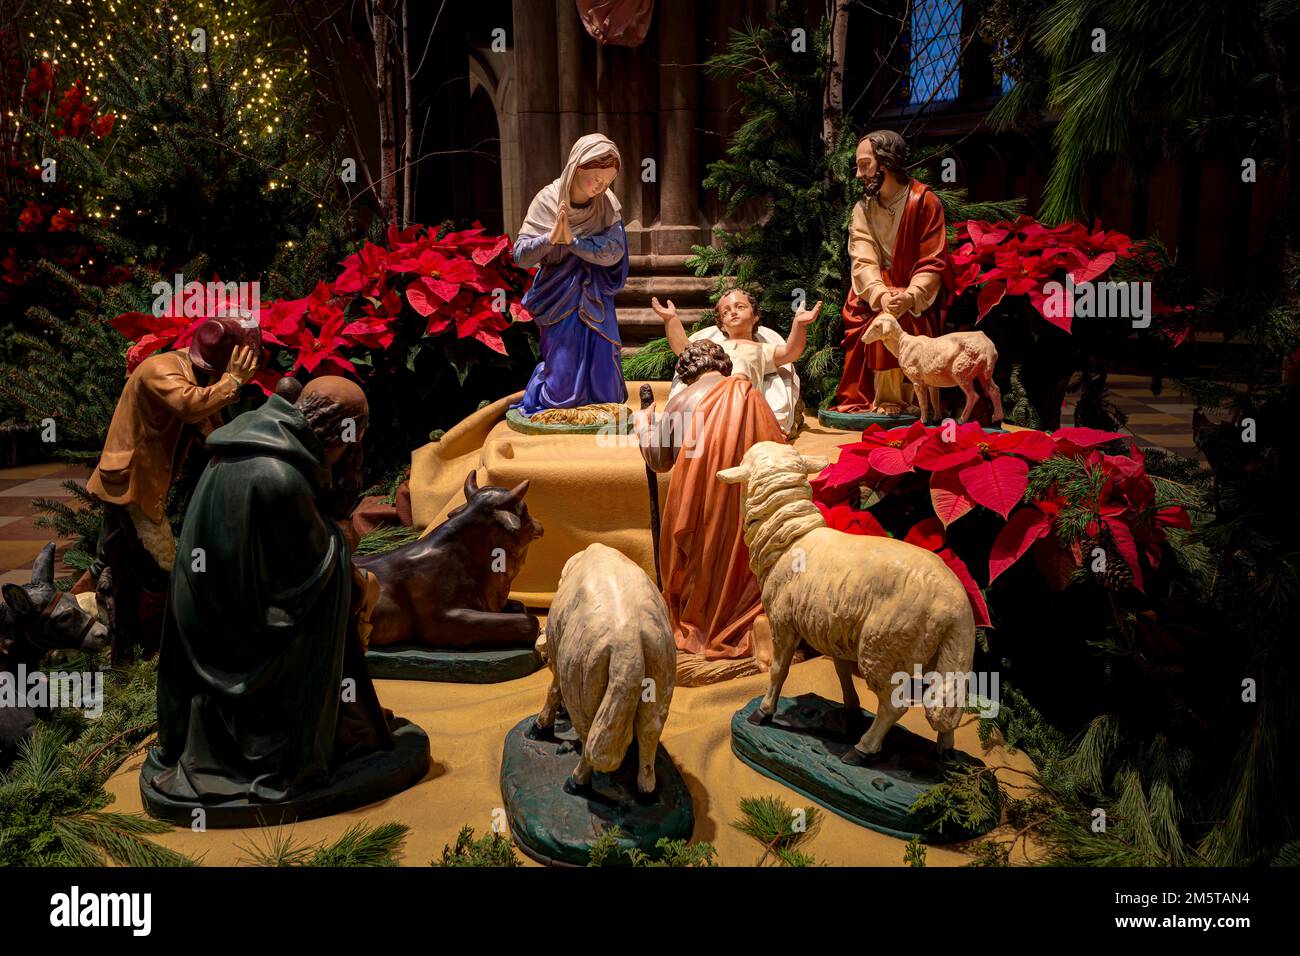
[639,384,662,590]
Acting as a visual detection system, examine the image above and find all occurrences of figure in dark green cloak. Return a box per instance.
[144,377,425,813]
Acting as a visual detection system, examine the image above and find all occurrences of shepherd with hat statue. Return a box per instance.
[87,315,259,664]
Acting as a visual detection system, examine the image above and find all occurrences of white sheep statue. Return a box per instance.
[531,543,676,796]
[717,442,976,764]
[863,313,1004,425]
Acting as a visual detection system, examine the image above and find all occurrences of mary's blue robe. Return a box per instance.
[512,223,629,415]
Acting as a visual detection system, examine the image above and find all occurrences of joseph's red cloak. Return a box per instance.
[660,375,787,660]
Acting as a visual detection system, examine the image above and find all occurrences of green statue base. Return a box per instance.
[505,405,633,436]
[139,718,431,828]
[731,694,996,843]
[365,644,542,683]
[500,713,694,866]
[817,407,919,431]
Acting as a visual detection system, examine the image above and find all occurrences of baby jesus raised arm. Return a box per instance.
[650,289,821,389]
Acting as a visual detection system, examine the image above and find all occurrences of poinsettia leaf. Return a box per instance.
[1029,284,1072,332]
[959,456,1029,518]
[992,429,1059,461]
[904,517,946,551]
[816,501,888,536]
[930,467,975,526]
[1156,506,1192,530]
[1102,516,1144,592]
[405,279,440,317]
[976,280,1007,321]
[811,447,877,504]
[109,310,159,339]
[867,445,915,475]
[471,234,511,265]
[1050,426,1124,448]
[1069,251,1116,284]
[937,546,992,627]
[471,327,508,355]
[989,507,1053,582]
[911,435,980,471]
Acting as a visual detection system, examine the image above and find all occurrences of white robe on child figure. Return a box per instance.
[667,326,802,437]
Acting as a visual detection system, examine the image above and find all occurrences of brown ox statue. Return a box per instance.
[355,472,544,649]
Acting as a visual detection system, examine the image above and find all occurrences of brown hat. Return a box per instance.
[189,317,257,373]
[297,375,369,420]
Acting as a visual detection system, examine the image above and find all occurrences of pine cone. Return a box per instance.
[1081,527,1133,591]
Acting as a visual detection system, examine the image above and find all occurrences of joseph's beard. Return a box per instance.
[861,169,886,198]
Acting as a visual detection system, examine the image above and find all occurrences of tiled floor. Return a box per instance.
[1061,372,1204,460]
[0,379,1205,580]
[0,462,93,584]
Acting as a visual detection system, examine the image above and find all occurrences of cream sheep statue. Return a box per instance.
[863,313,1004,425]
[718,442,976,764]
[531,543,676,797]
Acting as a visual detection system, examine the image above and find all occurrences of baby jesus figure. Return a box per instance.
[650,289,821,436]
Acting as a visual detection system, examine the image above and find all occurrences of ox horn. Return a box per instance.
[30,541,56,586]
[506,479,530,504]
[463,470,480,501]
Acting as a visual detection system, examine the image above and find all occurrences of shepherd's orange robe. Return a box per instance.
[832,180,953,412]
[660,375,787,660]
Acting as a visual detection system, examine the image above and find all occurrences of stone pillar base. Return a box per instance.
[624,221,709,257]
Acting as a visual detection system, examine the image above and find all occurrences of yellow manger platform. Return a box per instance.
[409,381,858,610]
[104,657,1042,866]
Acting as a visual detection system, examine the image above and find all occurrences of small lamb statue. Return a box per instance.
[718,442,976,764]
[862,313,1003,425]
[531,543,676,797]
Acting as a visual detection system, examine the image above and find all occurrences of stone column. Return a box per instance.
[655,0,702,254]
[555,0,584,163]
[513,0,559,214]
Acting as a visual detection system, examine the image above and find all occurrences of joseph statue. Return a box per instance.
[830,129,953,415]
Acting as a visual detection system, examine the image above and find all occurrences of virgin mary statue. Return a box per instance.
[512,133,629,416]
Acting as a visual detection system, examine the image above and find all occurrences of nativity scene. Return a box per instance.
[0,0,1286,884]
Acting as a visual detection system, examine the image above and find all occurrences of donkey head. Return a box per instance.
[0,543,108,671]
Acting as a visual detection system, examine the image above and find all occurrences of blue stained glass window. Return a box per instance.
[909,0,963,104]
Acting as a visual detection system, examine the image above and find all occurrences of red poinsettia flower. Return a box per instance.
[814,501,888,536]
[911,423,1058,521]
[260,297,309,345]
[18,201,42,231]
[810,420,930,505]
[333,242,391,295]
[952,215,1140,332]
[110,310,205,373]
[404,252,485,309]
[341,316,396,351]
[363,288,403,319]
[988,440,1191,592]
[288,315,356,377]
[454,301,513,354]
[48,207,76,231]
[26,62,55,99]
